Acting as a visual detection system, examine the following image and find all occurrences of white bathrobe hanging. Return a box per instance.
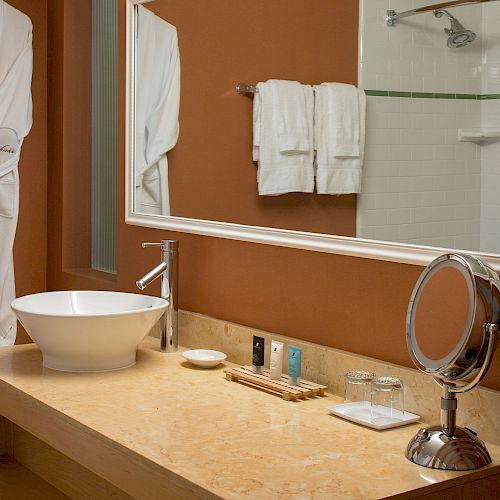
[135,5,180,216]
[0,0,33,346]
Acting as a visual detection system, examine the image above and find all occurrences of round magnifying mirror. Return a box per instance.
[405,253,500,471]
[407,254,493,388]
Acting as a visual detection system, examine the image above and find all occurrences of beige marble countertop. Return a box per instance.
[0,337,499,499]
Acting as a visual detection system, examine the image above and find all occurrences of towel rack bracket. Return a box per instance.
[236,83,258,96]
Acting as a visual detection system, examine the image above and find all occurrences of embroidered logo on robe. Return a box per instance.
[0,128,19,166]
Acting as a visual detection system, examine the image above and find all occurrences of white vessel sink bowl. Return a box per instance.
[11,291,167,372]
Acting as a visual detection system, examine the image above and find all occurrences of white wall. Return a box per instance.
[359,0,483,93]
[361,96,481,249]
[480,3,500,253]
[358,0,490,252]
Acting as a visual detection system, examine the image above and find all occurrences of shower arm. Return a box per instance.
[386,0,499,25]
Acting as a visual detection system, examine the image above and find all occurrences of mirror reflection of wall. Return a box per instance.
[414,265,472,361]
[134,4,180,216]
[130,0,500,258]
[132,0,359,236]
[358,0,500,255]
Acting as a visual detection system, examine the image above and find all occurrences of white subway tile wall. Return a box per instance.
[358,0,500,252]
[360,0,483,93]
[480,6,500,252]
[358,95,481,249]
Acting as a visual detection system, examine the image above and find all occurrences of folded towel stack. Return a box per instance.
[252,80,365,196]
[253,80,314,196]
[314,83,366,195]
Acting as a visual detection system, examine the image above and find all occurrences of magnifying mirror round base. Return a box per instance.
[406,425,492,471]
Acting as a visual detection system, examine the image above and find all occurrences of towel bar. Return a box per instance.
[236,83,258,95]
[236,82,319,96]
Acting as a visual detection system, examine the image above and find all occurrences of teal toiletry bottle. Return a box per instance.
[288,346,302,386]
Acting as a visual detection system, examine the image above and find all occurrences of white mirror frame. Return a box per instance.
[125,0,500,270]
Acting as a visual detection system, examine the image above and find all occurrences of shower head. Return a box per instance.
[434,9,477,48]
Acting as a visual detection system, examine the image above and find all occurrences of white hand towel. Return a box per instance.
[324,83,361,158]
[253,80,314,196]
[272,80,311,153]
[314,84,366,194]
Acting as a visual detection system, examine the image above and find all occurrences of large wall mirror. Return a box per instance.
[126,0,500,269]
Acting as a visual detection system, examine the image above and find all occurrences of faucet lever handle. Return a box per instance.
[142,242,163,249]
[142,240,179,252]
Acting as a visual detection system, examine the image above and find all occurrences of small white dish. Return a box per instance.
[328,401,420,430]
[182,349,227,368]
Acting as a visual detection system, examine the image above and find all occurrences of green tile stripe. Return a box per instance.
[364,90,500,100]
[364,90,389,96]
[479,94,500,100]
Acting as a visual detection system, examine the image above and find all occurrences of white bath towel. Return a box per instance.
[253,80,314,195]
[0,0,33,346]
[314,83,366,194]
[135,5,180,215]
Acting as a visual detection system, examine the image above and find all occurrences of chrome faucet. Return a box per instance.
[136,240,178,353]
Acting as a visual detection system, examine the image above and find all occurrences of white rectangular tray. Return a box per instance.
[328,401,420,430]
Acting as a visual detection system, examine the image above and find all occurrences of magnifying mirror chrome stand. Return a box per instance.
[406,253,500,471]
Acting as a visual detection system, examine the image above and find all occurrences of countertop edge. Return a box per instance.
[1,340,499,499]
[0,377,220,500]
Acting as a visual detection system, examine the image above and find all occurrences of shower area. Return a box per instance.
[357,0,500,254]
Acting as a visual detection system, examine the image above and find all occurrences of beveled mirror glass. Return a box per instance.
[125,0,500,270]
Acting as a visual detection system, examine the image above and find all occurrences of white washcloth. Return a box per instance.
[314,83,366,194]
[253,80,314,195]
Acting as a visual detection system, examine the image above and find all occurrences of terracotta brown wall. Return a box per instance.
[46,0,92,279]
[61,1,92,271]
[46,0,500,391]
[9,0,48,344]
[158,0,356,236]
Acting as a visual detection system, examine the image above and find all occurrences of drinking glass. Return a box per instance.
[344,370,375,410]
[370,376,405,424]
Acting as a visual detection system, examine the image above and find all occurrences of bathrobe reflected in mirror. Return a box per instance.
[0,0,32,346]
[135,5,180,216]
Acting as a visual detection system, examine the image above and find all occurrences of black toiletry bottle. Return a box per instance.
[252,335,264,374]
